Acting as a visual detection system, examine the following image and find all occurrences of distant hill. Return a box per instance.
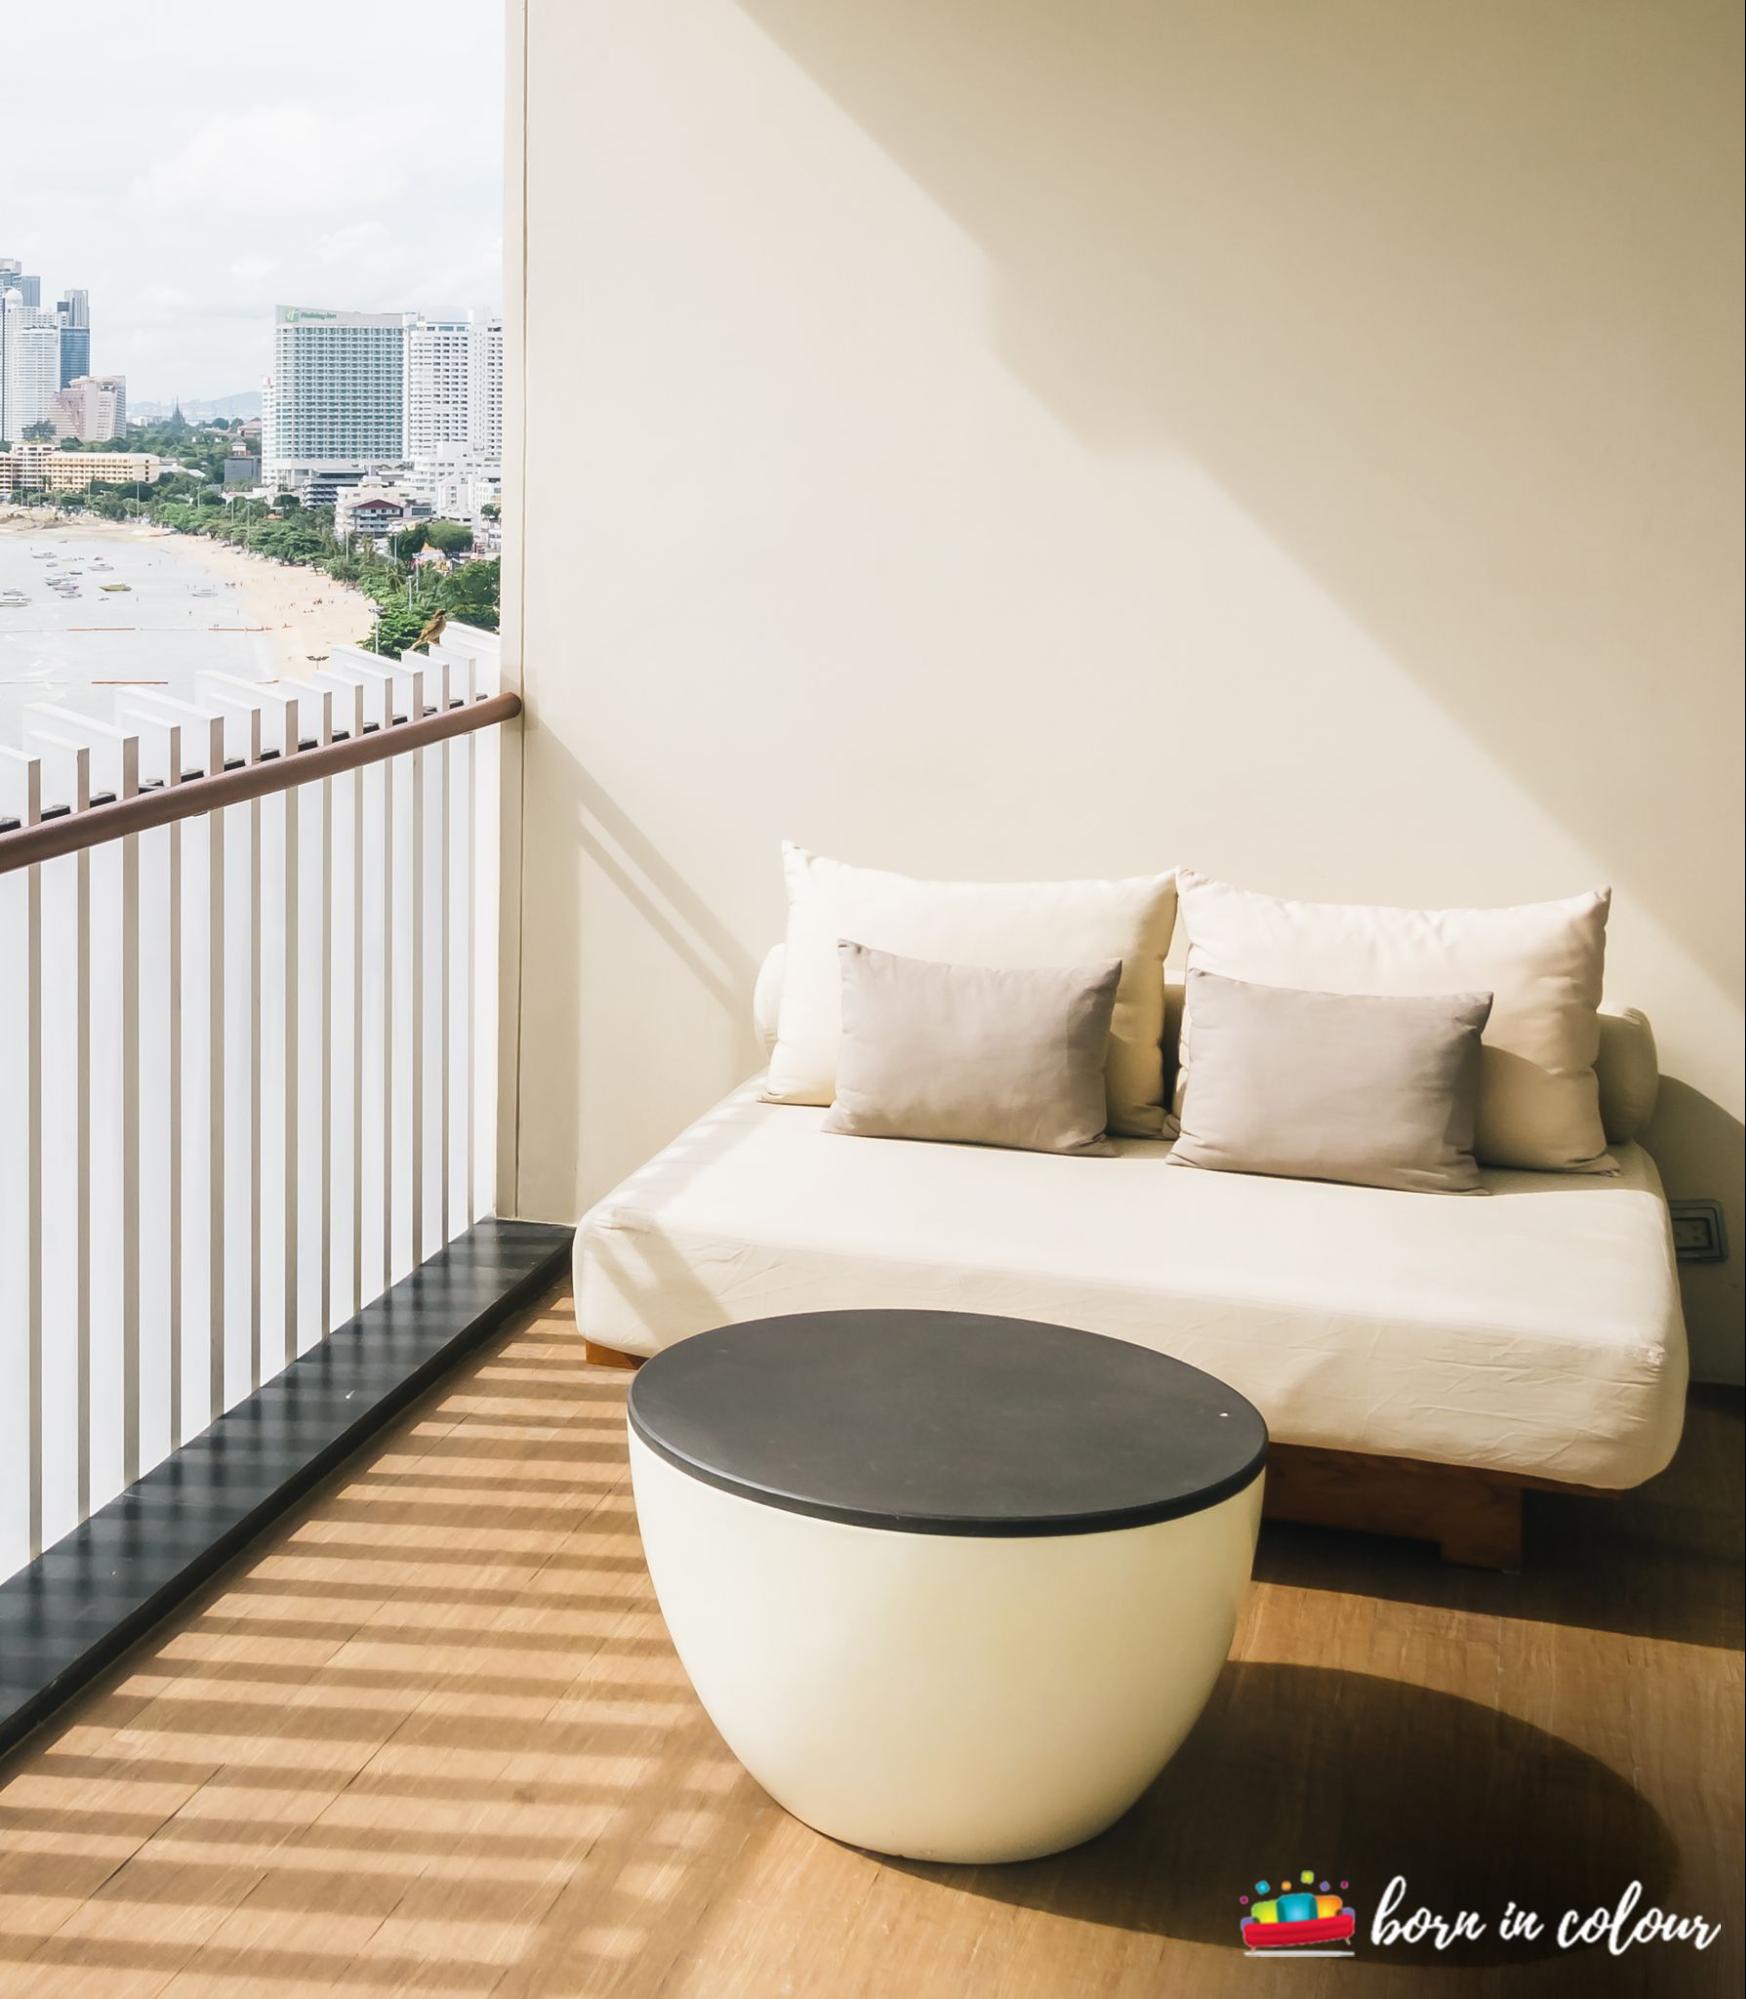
[130,391,262,423]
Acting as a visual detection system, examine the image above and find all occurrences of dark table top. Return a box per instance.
[627,1309,1268,1538]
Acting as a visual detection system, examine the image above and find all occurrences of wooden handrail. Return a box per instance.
[0,689,521,876]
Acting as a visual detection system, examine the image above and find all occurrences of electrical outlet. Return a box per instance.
[1669,1200,1728,1264]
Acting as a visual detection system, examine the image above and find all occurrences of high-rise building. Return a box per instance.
[264,305,406,501]
[404,314,475,456]
[470,315,504,460]
[58,327,91,387]
[1,289,62,442]
[56,290,90,388]
[51,373,127,444]
[403,311,504,462]
[0,260,41,309]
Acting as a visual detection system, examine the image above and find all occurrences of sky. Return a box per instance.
[6,1,503,405]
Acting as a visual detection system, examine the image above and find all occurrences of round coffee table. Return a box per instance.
[627,1308,1267,1864]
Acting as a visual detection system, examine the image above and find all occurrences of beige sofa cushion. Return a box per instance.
[1174,872,1615,1173]
[753,943,787,1053]
[1597,1007,1660,1144]
[1168,969,1492,1193]
[765,844,1177,1136]
[823,941,1122,1155]
[574,1081,1688,1489]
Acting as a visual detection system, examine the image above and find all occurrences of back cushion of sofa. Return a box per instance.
[753,944,787,1053]
[1595,1006,1659,1144]
[765,844,1178,1136]
[1175,871,1614,1173]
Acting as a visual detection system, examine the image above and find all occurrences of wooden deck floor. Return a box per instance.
[1,1289,1739,1998]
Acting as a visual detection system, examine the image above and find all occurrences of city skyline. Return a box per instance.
[7,1,502,403]
[261,305,503,510]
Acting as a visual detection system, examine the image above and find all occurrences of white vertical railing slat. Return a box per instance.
[0,748,45,1573]
[114,703,184,1473]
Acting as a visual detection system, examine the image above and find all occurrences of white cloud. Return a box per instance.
[127,105,438,220]
[7,1,502,401]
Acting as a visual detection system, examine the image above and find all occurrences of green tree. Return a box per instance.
[22,420,55,442]
[85,481,136,521]
[424,518,473,555]
[437,558,500,631]
[360,600,427,659]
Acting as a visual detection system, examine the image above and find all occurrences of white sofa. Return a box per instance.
[575,947,1689,1558]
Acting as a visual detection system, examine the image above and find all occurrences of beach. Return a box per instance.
[0,509,376,745]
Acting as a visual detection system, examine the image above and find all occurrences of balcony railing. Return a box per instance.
[0,625,517,1584]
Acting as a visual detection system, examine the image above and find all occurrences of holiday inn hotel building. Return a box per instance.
[261,304,407,503]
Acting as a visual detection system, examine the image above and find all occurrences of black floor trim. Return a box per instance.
[0,1218,574,1761]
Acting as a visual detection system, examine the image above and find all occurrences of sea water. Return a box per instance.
[0,527,274,748]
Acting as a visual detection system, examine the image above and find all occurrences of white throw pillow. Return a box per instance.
[766,844,1177,1136]
[1173,871,1615,1172]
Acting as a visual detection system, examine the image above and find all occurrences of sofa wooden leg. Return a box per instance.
[1438,1488,1524,1572]
[1264,1442,1536,1571]
[583,1339,644,1371]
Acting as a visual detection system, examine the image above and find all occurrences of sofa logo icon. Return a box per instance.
[1240,1872,1358,1956]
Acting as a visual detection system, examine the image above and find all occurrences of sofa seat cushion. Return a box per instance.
[574,1082,1688,1489]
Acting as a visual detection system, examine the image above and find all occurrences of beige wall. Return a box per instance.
[509,0,1744,1381]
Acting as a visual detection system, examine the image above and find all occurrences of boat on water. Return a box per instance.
[100,582,132,593]
[0,590,31,608]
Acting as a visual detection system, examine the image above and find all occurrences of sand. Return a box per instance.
[0,507,376,680]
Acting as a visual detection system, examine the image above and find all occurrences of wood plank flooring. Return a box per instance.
[1,1287,1739,1998]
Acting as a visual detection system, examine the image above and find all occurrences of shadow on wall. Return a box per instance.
[736,0,1743,994]
[513,726,764,1209]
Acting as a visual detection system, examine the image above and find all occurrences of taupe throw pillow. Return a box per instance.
[1167,969,1494,1193]
[822,940,1123,1155]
